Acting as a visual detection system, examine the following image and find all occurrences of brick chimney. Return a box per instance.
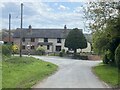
[28,25,32,32]
[64,25,67,37]
[64,25,67,30]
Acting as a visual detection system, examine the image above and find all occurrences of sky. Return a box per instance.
[1,0,111,33]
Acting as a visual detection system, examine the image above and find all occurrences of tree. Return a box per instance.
[115,44,120,69]
[65,28,87,54]
[84,2,119,32]
[83,1,120,65]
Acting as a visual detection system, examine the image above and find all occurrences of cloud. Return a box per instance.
[1,1,87,32]
[58,5,69,11]
[74,6,83,13]
[0,3,5,8]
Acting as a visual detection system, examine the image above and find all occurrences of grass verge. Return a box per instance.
[93,63,119,87]
[2,56,58,88]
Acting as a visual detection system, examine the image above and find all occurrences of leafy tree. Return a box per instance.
[84,1,120,65]
[65,28,87,54]
[84,2,119,32]
[92,16,120,63]
[115,44,120,69]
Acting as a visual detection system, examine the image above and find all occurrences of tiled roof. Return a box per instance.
[13,28,71,39]
[3,36,13,42]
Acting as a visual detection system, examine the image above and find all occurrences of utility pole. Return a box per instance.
[9,14,11,44]
[20,3,23,57]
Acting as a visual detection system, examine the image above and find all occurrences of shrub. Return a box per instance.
[12,44,19,54]
[59,49,65,57]
[73,53,78,59]
[62,49,65,53]
[103,54,109,64]
[73,53,88,60]
[66,50,69,54]
[2,44,12,56]
[59,51,63,57]
[80,55,88,60]
[115,44,120,69]
[36,46,45,55]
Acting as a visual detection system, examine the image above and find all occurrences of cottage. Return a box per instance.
[13,25,91,54]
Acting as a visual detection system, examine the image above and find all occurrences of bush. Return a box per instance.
[36,46,46,55]
[103,54,109,64]
[62,49,65,53]
[115,44,120,69]
[80,55,88,60]
[73,53,78,59]
[59,49,65,57]
[12,44,19,54]
[66,50,69,54]
[73,53,88,60]
[2,44,12,56]
[59,51,63,57]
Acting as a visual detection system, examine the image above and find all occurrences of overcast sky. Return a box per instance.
[0,0,102,33]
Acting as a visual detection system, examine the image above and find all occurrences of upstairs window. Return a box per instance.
[57,38,61,43]
[31,38,35,42]
[44,38,48,42]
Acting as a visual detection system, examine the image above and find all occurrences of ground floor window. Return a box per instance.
[22,45,25,49]
[56,46,61,51]
[47,45,50,50]
[31,46,35,49]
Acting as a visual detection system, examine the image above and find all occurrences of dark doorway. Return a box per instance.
[56,46,61,51]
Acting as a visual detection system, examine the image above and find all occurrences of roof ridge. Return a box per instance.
[16,28,72,30]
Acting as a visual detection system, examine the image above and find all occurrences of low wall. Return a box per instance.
[88,55,101,60]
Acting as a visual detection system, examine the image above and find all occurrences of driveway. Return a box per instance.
[32,56,109,88]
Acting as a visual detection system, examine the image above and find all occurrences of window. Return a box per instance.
[31,38,35,42]
[22,45,25,49]
[31,46,35,49]
[47,45,49,50]
[57,38,61,43]
[22,38,25,42]
[56,46,61,51]
[44,38,48,42]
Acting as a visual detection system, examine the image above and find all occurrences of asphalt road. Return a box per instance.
[32,56,110,88]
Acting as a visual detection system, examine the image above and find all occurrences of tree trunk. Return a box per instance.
[74,49,77,54]
[74,49,77,59]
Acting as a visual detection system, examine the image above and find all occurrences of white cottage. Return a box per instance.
[13,25,91,54]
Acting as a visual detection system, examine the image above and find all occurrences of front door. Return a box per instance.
[56,46,61,52]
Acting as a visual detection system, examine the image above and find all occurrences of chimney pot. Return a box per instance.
[29,25,32,29]
[28,25,32,33]
[64,25,67,29]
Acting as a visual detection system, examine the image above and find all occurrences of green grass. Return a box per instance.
[2,56,58,88]
[0,59,2,90]
[93,63,119,87]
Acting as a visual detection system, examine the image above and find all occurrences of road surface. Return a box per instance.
[32,56,109,88]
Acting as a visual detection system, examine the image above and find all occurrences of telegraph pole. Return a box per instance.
[20,3,23,57]
[9,14,11,44]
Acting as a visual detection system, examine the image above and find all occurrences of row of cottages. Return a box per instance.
[13,25,91,54]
